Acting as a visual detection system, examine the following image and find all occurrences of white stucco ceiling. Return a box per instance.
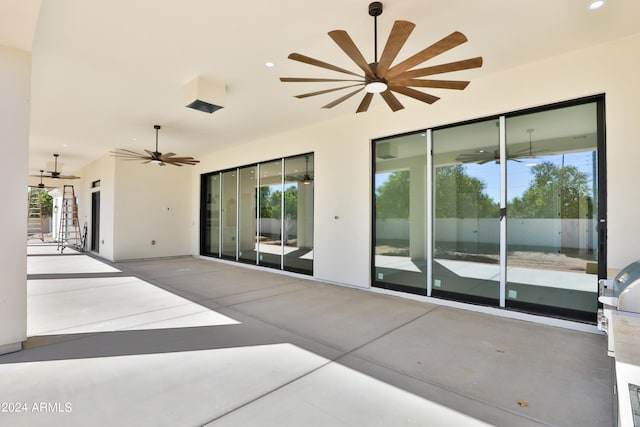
[1,0,639,176]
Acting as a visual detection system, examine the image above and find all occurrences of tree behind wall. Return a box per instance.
[375,171,410,219]
[434,165,499,219]
[509,161,592,219]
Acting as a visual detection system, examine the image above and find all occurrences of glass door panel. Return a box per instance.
[202,173,220,257]
[238,165,257,264]
[258,160,283,269]
[373,133,427,293]
[505,103,599,320]
[283,154,314,274]
[432,120,501,305]
[221,169,238,259]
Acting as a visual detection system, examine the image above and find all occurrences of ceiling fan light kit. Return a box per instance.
[111,125,200,166]
[280,2,483,113]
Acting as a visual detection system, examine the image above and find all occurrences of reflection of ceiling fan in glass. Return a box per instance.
[455,128,544,164]
[284,155,313,184]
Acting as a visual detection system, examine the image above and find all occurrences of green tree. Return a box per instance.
[259,187,274,218]
[38,191,53,217]
[283,186,298,219]
[509,161,591,218]
[435,165,499,218]
[29,190,53,218]
[375,171,410,219]
[260,186,298,219]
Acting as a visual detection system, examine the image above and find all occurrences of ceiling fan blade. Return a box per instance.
[114,148,144,155]
[166,160,198,166]
[57,174,81,180]
[396,57,483,79]
[322,87,364,109]
[287,53,362,78]
[295,83,364,99]
[389,86,440,105]
[456,149,498,164]
[385,32,469,80]
[161,152,176,158]
[163,156,199,162]
[380,90,405,112]
[377,20,416,77]
[390,79,470,90]
[456,154,492,161]
[111,150,148,159]
[163,158,199,163]
[356,92,374,113]
[328,30,376,78]
[113,155,149,161]
[143,149,155,157]
[280,77,363,83]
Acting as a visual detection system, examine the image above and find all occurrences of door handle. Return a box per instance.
[500,207,507,221]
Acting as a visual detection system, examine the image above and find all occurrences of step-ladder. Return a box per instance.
[27,188,45,241]
[57,185,81,252]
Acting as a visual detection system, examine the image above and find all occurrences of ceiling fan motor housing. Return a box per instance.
[369,2,383,17]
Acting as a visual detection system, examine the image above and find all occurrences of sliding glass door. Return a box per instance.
[431,120,501,305]
[372,96,605,322]
[505,102,599,321]
[373,133,427,293]
[201,173,220,257]
[201,154,314,275]
[238,165,258,264]
[221,169,238,260]
[283,154,314,274]
[258,160,283,269]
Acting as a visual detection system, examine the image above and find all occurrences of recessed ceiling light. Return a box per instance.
[589,0,605,10]
[265,62,275,68]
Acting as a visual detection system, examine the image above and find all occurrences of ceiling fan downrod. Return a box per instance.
[369,2,383,64]
[154,124,161,154]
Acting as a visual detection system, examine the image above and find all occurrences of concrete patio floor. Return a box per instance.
[0,244,614,426]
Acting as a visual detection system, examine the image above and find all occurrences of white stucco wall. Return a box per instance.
[112,157,192,260]
[190,32,640,287]
[0,45,29,353]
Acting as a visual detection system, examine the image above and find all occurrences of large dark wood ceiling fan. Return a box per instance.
[280,2,482,113]
[31,154,81,179]
[112,125,200,166]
